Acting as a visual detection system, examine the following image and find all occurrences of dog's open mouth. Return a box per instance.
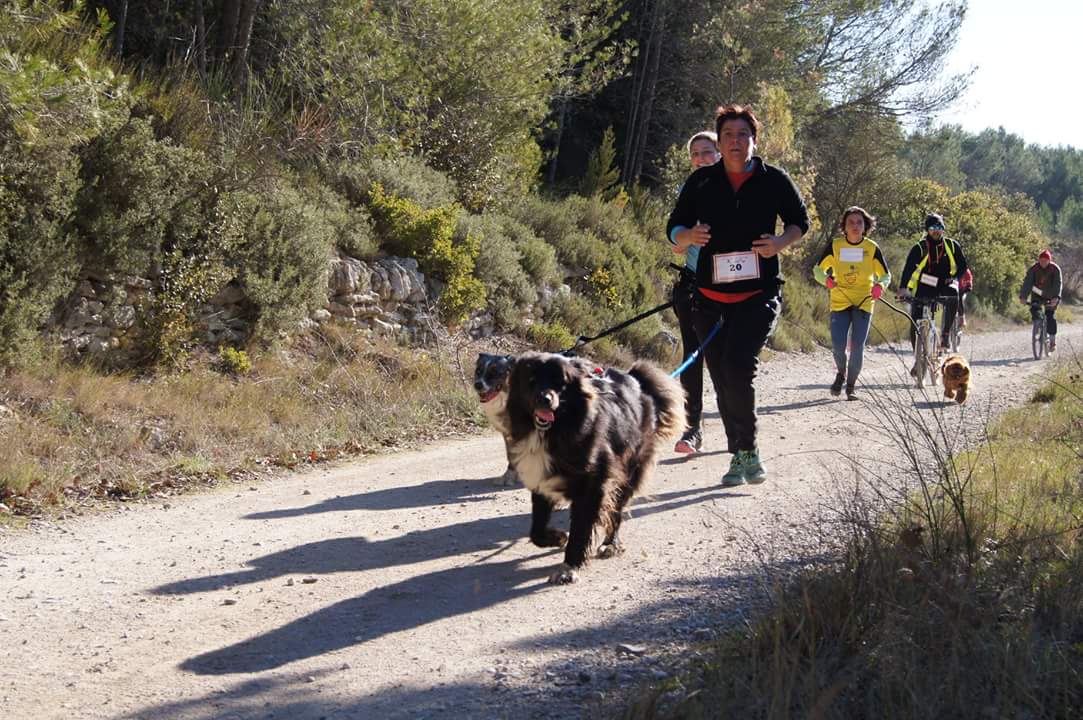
[478,388,500,403]
[533,408,555,430]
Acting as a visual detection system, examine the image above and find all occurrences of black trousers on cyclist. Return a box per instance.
[909,295,958,347]
[1029,303,1058,336]
[692,290,780,454]
[672,276,703,431]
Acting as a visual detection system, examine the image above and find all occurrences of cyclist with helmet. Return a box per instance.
[1020,249,1062,351]
[898,213,969,359]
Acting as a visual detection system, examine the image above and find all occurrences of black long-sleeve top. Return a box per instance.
[665,157,810,295]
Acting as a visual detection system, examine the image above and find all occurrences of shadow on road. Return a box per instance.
[127,557,831,720]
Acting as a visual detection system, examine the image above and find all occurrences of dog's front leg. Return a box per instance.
[550,491,604,584]
[496,436,519,487]
[529,492,568,549]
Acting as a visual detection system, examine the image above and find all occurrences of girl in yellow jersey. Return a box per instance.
[813,206,891,400]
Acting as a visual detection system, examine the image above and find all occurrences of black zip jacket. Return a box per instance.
[900,235,969,299]
[665,157,810,294]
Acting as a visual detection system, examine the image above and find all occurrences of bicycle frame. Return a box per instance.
[1031,300,1052,359]
[908,296,956,388]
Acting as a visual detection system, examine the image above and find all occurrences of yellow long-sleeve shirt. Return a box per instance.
[814,236,891,313]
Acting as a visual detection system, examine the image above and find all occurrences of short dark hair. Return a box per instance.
[714,105,760,139]
[841,206,877,235]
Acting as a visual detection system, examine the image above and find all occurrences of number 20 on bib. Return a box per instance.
[712,251,760,284]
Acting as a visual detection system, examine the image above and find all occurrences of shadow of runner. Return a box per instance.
[244,476,518,520]
[180,556,548,675]
[152,486,725,596]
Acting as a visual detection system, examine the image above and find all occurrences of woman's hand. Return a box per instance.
[752,233,785,258]
[675,224,710,251]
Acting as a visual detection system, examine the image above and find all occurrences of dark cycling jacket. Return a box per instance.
[900,235,969,298]
[1020,262,1062,301]
[665,157,810,295]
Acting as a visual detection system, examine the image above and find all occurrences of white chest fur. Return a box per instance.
[510,431,566,502]
[480,392,510,434]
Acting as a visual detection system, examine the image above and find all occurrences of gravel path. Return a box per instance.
[1,323,1077,720]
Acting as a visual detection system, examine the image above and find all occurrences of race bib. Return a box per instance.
[712,251,760,284]
[839,247,863,263]
[919,273,938,287]
[1032,286,1043,296]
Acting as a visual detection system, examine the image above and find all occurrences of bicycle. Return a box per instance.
[905,295,958,389]
[1030,298,1054,359]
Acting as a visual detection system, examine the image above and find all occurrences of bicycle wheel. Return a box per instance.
[1041,319,1049,358]
[1033,318,1044,359]
[913,321,927,388]
[927,322,940,385]
[950,315,961,353]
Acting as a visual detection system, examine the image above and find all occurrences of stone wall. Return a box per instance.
[50,253,437,362]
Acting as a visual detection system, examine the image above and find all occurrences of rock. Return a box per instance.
[616,643,647,656]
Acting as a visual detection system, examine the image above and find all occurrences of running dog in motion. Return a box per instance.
[505,352,685,584]
[473,353,518,486]
[941,353,971,404]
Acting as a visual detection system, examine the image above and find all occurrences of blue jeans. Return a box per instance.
[830,308,872,386]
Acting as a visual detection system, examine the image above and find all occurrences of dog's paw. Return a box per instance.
[547,564,579,585]
[596,542,624,559]
[531,528,569,548]
[494,466,519,487]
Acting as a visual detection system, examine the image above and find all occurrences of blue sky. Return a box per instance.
[937,0,1081,148]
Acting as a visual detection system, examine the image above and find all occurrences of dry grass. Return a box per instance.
[0,325,482,518]
[626,364,1083,719]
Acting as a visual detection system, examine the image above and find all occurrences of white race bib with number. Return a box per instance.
[919,273,938,287]
[839,247,864,263]
[712,252,760,283]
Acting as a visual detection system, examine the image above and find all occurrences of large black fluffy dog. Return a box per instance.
[505,352,685,584]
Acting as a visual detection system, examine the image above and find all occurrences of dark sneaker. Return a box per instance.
[721,453,747,487]
[741,450,767,484]
[846,384,858,401]
[941,334,951,350]
[674,427,703,454]
[830,372,844,397]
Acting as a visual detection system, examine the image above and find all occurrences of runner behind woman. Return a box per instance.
[1020,248,1062,351]
[667,104,810,487]
[670,131,720,454]
[813,206,891,401]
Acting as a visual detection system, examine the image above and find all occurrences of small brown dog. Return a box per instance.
[940,354,971,404]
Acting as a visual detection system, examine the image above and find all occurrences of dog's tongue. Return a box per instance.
[479,389,499,403]
[535,409,555,424]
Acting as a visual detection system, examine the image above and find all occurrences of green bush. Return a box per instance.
[526,321,575,352]
[458,213,538,329]
[336,153,459,211]
[218,346,253,376]
[216,182,335,343]
[368,183,485,324]
[75,118,215,275]
[0,3,132,364]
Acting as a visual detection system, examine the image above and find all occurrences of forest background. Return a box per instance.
[3,0,1083,506]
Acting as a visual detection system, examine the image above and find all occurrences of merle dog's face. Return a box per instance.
[514,353,593,431]
[474,353,515,403]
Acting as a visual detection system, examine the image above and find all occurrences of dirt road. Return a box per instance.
[2,324,1076,720]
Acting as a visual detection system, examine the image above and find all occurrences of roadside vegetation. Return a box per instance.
[625,366,1083,718]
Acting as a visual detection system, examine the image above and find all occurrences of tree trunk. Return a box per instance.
[631,3,665,183]
[194,0,207,82]
[230,0,261,90]
[547,100,568,185]
[111,0,128,57]
[216,0,242,66]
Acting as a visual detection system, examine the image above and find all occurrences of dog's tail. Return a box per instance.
[629,361,686,443]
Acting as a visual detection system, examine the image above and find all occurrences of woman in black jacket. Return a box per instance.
[666,105,810,487]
